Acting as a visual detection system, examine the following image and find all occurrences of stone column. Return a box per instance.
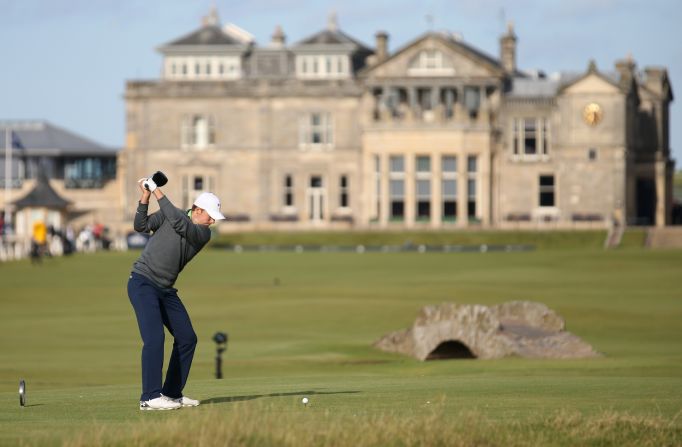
[431,153,442,228]
[453,85,465,123]
[479,86,488,123]
[380,152,390,227]
[655,153,667,227]
[432,86,442,122]
[405,153,415,228]
[362,152,373,226]
[408,87,417,121]
[457,153,468,227]
[444,88,454,120]
[479,150,491,226]
[379,87,391,121]
[371,88,381,122]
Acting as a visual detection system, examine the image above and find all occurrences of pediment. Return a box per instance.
[363,33,503,79]
[561,73,622,95]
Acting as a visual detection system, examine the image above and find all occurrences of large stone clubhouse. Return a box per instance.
[1,8,675,240]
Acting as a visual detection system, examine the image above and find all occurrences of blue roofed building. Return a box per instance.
[1,120,119,246]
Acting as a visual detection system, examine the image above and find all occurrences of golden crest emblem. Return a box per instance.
[583,103,603,126]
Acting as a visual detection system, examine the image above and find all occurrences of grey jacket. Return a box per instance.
[132,196,211,288]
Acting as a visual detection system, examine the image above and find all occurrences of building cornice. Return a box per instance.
[124,79,364,98]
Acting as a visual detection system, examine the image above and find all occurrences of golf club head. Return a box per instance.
[151,171,168,187]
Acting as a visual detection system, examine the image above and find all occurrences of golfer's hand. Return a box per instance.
[138,178,152,203]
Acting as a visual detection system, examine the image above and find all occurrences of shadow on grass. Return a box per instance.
[203,390,360,405]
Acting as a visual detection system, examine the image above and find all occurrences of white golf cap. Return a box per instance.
[193,192,226,221]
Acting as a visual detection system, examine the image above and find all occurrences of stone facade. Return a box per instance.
[120,11,674,231]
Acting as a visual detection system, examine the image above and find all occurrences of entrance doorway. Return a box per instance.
[307,175,325,223]
[636,178,656,225]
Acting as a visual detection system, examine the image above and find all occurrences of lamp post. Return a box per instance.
[212,331,228,379]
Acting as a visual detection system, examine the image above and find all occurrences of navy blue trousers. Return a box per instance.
[128,272,197,401]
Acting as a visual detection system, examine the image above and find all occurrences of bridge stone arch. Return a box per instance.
[426,340,476,360]
[374,302,602,361]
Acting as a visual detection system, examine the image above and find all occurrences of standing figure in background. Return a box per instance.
[31,220,47,264]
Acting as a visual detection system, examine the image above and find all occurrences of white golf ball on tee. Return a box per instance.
[301,397,309,405]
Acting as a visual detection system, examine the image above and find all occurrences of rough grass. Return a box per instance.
[55,403,682,447]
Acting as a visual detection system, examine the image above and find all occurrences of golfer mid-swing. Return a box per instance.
[128,175,224,410]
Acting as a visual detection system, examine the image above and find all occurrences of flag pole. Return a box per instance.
[4,125,11,229]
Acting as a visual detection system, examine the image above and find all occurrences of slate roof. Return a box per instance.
[295,29,372,52]
[442,33,504,71]
[12,170,71,209]
[0,121,117,157]
[163,25,243,46]
[507,71,623,98]
[507,77,562,98]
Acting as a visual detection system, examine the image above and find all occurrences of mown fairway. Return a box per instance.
[0,247,681,446]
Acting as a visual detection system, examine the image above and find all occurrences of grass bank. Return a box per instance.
[213,229,647,250]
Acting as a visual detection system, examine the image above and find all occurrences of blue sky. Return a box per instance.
[1,0,680,165]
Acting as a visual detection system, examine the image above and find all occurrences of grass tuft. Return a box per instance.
[58,401,681,447]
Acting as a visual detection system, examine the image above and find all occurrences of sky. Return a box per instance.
[1,0,680,165]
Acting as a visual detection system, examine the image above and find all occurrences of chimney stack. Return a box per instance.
[375,31,389,62]
[270,25,286,47]
[499,21,516,73]
[644,66,667,97]
[615,54,636,91]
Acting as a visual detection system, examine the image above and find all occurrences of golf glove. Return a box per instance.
[143,177,158,192]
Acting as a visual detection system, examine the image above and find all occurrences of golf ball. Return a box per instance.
[301,397,309,405]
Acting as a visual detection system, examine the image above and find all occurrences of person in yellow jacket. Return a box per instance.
[31,220,47,263]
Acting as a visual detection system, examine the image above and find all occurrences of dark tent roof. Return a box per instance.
[13,171,70,209]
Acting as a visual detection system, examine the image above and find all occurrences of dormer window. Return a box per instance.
[164,56,242,80]
[296,55,350,79]
[408,50,455,76]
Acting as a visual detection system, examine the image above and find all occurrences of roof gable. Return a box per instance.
[559,63,623,95]
[362,32,505,79]
[562,73,622,95]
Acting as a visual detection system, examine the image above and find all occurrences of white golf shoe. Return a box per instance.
[163,394,200,407]
[139,396,182,411]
